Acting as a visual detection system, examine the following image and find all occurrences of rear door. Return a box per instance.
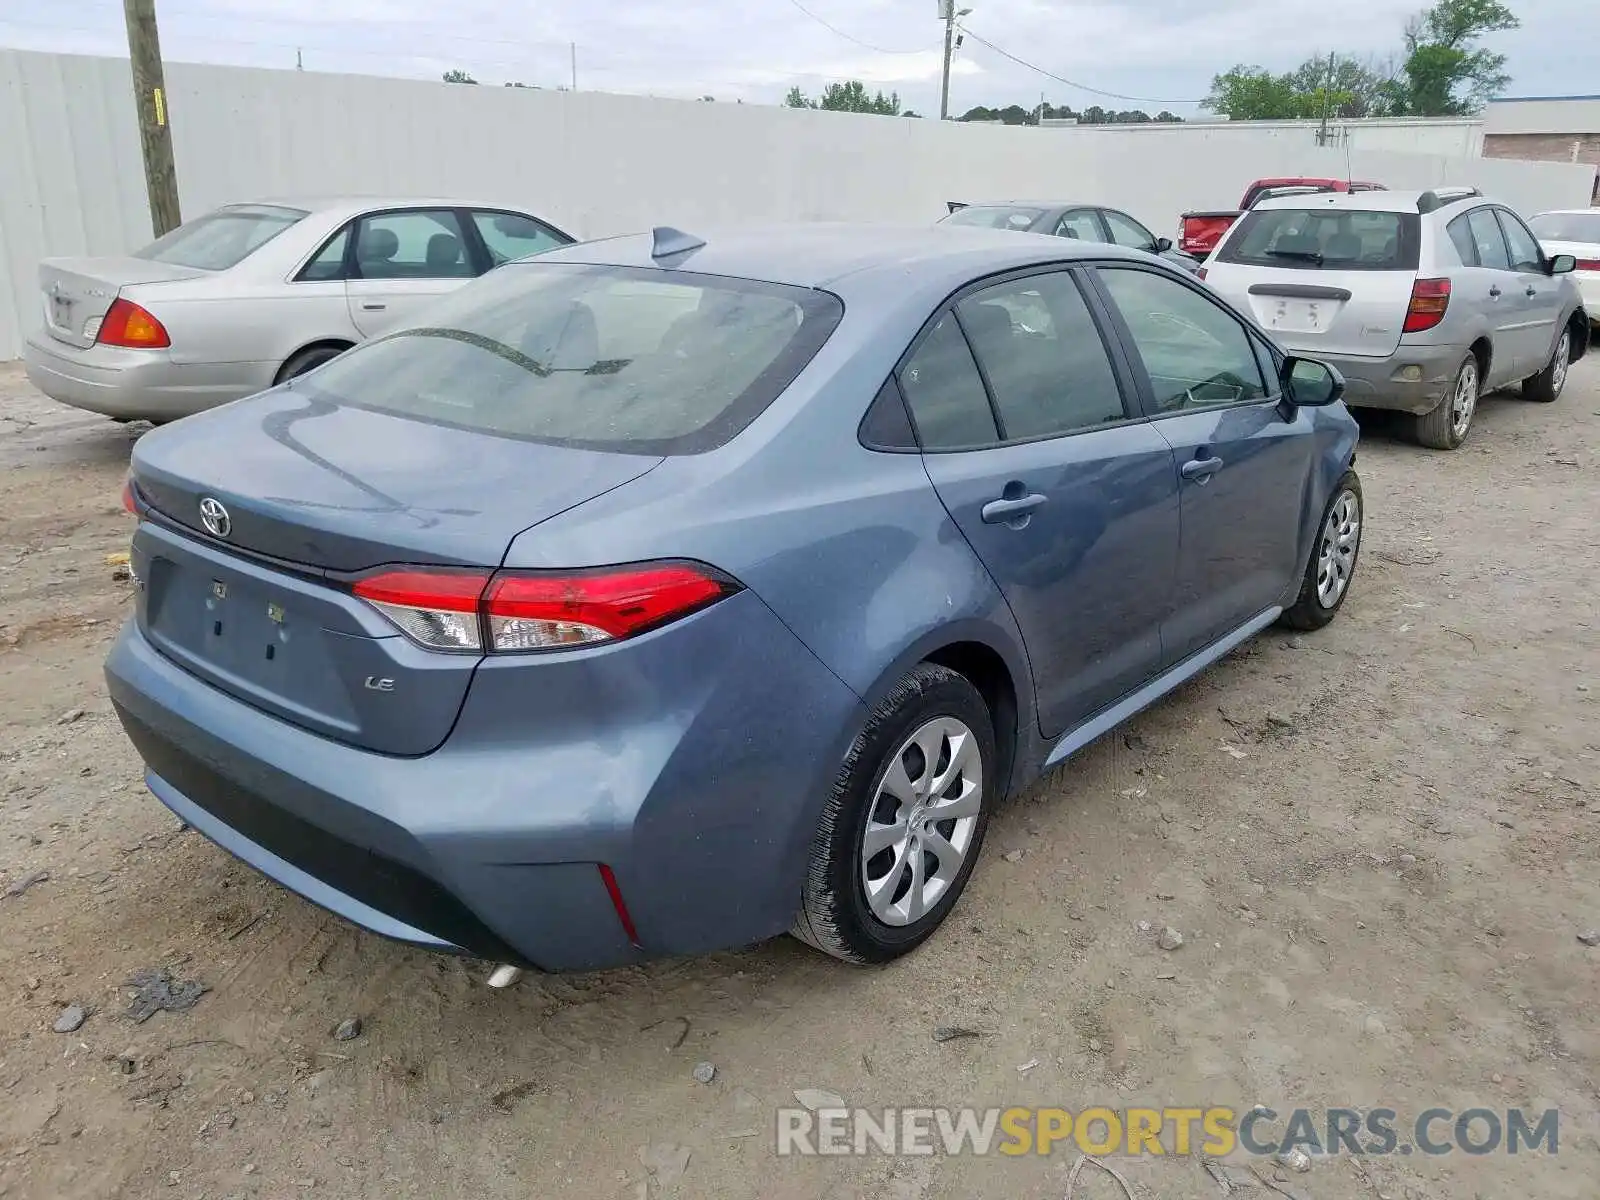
[1210,207,1420,359]
[345,208,478,337]
[1496,207,1565,373]
[1091,264,1313,665]
[899,268,1181,738]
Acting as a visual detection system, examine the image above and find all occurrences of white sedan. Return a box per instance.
[1531,208,1600,324]
[24,196,573,422]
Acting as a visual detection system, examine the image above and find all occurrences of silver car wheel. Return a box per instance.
[1316,489,1362,608]
[1551,330,1570,394]
[861,717,983,927]
[1450,358,1479,439]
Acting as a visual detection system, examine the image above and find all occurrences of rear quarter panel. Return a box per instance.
[128,278,359,375]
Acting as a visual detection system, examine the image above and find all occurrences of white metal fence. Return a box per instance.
[2,48,1595,359]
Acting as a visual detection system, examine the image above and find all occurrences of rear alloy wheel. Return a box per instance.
[1414,353,1479,450]
[793,663,995,964]
[1521,327,1570,403]
[1280,470,1363,631]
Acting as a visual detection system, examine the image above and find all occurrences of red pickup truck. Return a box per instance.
[1180,177,1386,259]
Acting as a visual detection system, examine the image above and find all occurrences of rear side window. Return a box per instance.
[941,206,1045,232]
[1447,215,1479,266]
[1465,209,1511,270]
[134,204,305,270]
[1217,208,1420,271]
[899,314,998,449]
[955,272,1126,439]
[297,263,842,455]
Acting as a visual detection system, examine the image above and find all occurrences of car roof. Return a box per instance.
[1251,189,1483,215]
[953,201,1078,209]
[1534,207,1600,215]
[231,195,535,219]
[524,222,1156,290]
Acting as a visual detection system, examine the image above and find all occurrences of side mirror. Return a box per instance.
[1548,253,1577,275]
[1282,356,1345,407]
[1153,236,1173,253]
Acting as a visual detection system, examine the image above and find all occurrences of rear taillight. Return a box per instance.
[121,480,137,515]
[1403,277,1451,333]
[351,562,739,654]
[97,298,170,349]
[1575,259,1600,272]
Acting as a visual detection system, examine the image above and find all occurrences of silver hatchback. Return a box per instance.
[1203,187,1590,449]
[24,196,573,423]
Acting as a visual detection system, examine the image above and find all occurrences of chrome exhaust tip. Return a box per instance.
[486,964,525,989]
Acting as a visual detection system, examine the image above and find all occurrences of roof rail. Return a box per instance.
[1418,187,1483,214]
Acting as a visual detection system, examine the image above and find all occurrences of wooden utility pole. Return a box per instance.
[123,0,182,237]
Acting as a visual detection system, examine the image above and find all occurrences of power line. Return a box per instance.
[781,0,937,55]
[957,25,1203,106]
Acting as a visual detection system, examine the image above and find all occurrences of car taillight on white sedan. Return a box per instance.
[1402,277,1451,333]
[96,298,171,349]
[352,562,741,653]
[1575,258,1600,273]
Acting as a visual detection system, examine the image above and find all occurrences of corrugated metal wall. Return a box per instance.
[2,48,1596,359]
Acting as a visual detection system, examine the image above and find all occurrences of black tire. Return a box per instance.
[275,343,349,385]
[1279,469,1363,632]
[1413,353,1478,450]
[1521,325,1571,403]
[793,663,997,964]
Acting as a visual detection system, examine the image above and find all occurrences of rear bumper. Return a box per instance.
[104,591,866,971]
[1287,342,1467,416]
[23,329,266,421]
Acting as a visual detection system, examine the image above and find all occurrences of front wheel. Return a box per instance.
[1279,469,1363,631]
[793,663,996,964]
[1521,326,1571,403]
[1413,353,1479,450]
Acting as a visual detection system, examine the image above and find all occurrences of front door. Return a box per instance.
[1460,207,1528,386]
[344,208,479,338]
[1496,207,1566,376]
[1091,264,1314,665]
[897,269,1180,738]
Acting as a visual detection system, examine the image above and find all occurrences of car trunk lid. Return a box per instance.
[129,389,662,755]
[1227,268,1417,357]
[38,257,206,349]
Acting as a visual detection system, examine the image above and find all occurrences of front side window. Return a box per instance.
[954,272,1127,439]
[352,209,472,280]
[472,211,570,267]
[296,264,842,455]
[898,314,998,449]
[1097,267,1267,413]
[1496,210,1546,272]
[1465,209,1512,271]
[1216,208,1420,271]
[134,204,305,271]
[1103,210,1156,252]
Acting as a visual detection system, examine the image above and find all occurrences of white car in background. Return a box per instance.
[24,196,574,423]
[1530,208,1600,324]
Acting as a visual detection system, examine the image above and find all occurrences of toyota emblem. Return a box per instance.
[198,496,231,539]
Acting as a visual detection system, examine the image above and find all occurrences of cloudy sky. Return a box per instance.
[0,0,1586,116]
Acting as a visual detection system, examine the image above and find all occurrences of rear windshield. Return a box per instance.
[1529,212,1600,244]
[295,263,844,455]
[1217,208,1420,271]
[941,206,1045,231]
[135,204,305,270]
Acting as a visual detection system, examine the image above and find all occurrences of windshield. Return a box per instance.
[940,206,1046,232]
[134,204,305,270]
[1217,208,1420,271]
[296,263,844,455]
[1530,212,1600,245]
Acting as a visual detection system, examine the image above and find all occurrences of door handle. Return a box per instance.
[361,301,388,311]
[1181,456,1224,482]
[1525,286,1538,297]
[1488,286,1502,298]
[981,492,1048,524]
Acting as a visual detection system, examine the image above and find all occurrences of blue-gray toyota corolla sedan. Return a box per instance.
[105,223,1362,972]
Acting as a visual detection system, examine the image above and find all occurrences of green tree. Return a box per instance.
[785,82,900,114]
[784,86,815,108]
[1394,0,1518,114]
[442,68,478,84]
[1205,65,1306,119]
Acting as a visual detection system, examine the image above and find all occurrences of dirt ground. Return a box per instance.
[0,357,1596,1200]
